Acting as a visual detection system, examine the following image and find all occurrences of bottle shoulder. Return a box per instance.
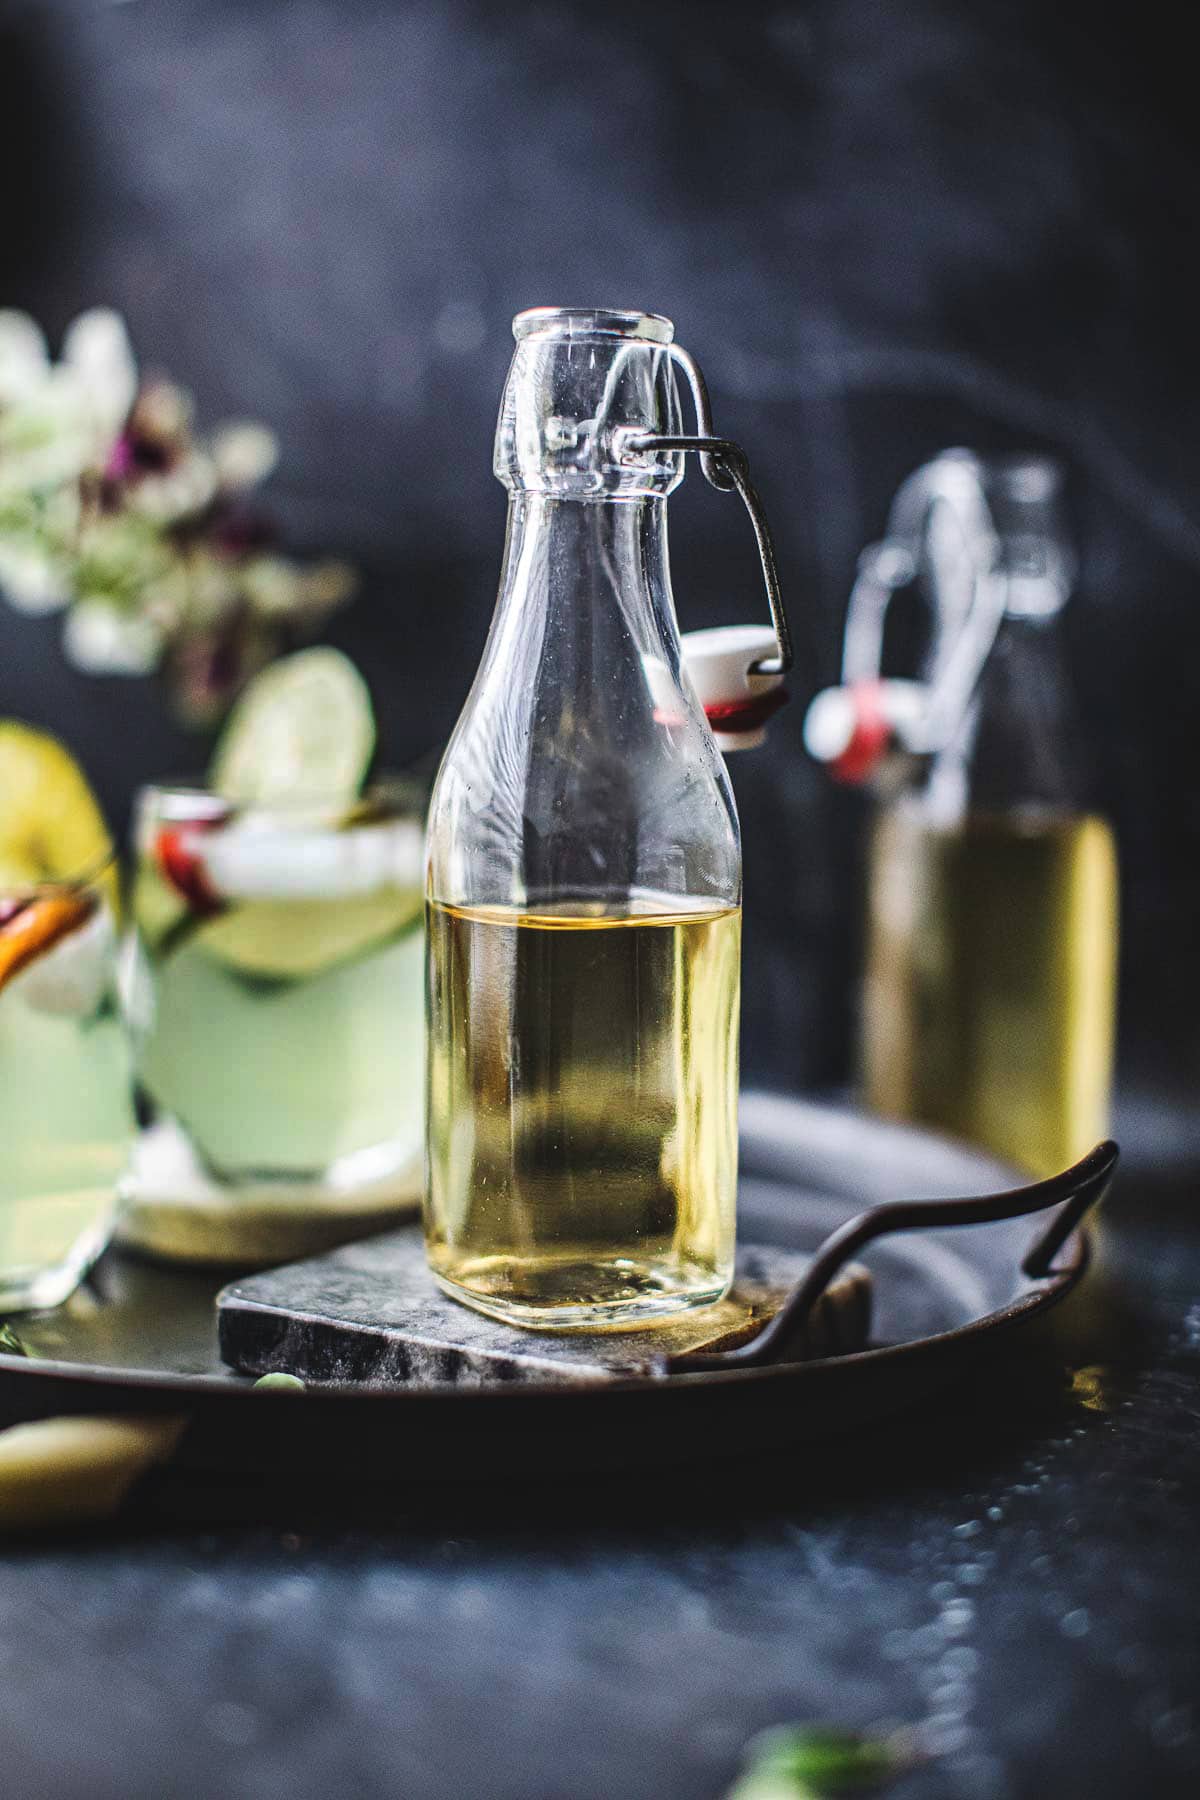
[426,689,740,909]
[429,486,740,909]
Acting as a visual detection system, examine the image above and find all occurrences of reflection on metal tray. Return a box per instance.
[0,1094,1107,1479]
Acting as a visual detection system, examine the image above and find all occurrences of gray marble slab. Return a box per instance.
[217,1228,871,1387]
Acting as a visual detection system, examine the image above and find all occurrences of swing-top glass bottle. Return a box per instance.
[423,308,744,1328]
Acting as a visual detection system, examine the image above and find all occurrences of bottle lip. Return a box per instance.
[512,307,675,345]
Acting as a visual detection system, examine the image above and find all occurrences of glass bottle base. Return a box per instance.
[429,1254,732,1331]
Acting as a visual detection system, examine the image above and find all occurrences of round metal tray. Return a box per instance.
[0,1093,1104,1482]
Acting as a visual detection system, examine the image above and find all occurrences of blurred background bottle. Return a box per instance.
[809,451,1118,1175]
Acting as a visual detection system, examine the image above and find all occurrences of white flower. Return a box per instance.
[62,597,163,674]
[73,510,172,601]
[0,303,358,705]
[139,564,190,635]
[59,308,138,444]
[211,421,278,489]
[0,309,138,494]
[182,557,242,629]
[0,383,97,493]
[0,538,70,613]
[127,447,217,523]
[0,311,50,407]
[240,554,303,617]
[131,377,191,441]
[238,554,353,621]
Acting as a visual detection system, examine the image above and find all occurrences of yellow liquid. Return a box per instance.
[424,896,741,1327]
[864,807,1118,1175]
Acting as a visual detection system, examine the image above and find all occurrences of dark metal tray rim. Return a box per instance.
[0,1239,1085,1405]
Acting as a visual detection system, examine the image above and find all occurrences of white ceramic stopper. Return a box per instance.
[803,678,929,782]
[681,624,787,751]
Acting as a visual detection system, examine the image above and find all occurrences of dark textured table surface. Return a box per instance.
[3,1105,1199,1800]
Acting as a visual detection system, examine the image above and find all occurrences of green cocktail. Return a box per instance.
[121,782,425,1262]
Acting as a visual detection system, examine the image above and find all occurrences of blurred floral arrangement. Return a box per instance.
[0,307,355,725]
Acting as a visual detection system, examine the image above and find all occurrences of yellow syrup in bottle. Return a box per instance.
[424,894,740,1326]
[864,807,1117,1175]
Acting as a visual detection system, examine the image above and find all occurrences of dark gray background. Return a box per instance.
[2,0,1198,1100]
[3,17,1200,1796]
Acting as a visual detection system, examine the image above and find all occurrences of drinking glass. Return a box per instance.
[0,858,130,1310]
[119,779,426,1263]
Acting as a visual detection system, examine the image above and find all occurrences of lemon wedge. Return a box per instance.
[0,722,118,912]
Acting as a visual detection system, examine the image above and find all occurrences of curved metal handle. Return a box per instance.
[622,430,793,678]
[614,339,794,678]
[839,451,1007,755]
[672,1139,1119,1373]
[665,342,736,492]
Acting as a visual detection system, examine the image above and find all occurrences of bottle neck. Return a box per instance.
[921,609,1093,820]
[495,492,682,669]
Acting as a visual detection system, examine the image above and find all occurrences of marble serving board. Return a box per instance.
[217,1229,872,1388]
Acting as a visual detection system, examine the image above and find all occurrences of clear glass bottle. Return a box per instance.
[424,308,742,1327]
[860,454,1119,1176]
